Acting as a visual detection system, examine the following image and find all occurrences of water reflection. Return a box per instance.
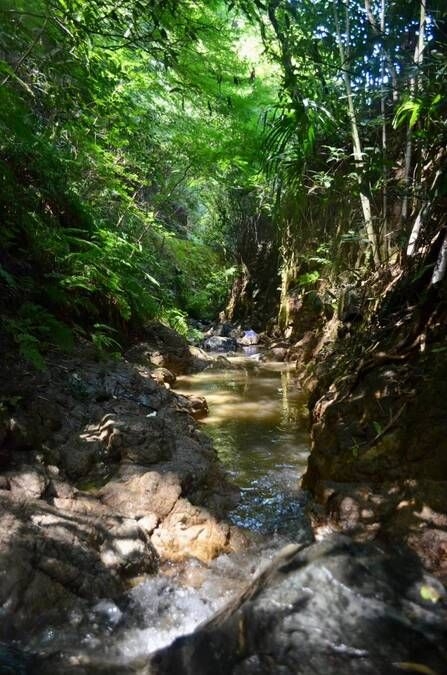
[176,358,310,535]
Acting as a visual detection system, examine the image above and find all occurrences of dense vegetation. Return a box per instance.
[0,0,276,364]
[1,0,446,365]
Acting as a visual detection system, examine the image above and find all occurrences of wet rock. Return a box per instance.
[151,536,447,675]
[176,394,208,420]
[237,330,260,346]
[151,498,231,563]
[266,345,288,361]
[188,346,214,372]
[203,336,237,352]
[99,471,182,520]
[0,491,158,637]
[204,354,237,370]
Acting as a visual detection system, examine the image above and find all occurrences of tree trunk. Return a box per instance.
[333,0,381,267]
[401,0,427,228]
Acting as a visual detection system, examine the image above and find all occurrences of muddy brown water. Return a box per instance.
[176,355,310,536]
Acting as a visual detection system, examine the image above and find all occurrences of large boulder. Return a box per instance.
[99,471,182,520]
[126,322,195,374]
[0,491,158,638]
[151,536,447,675]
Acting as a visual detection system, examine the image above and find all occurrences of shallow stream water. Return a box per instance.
[176,355,310,536]
[19,356,312,672]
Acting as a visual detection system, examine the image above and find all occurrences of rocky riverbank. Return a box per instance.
[1,313,447,675]
[0,323,244,644]
[299,273,447,583]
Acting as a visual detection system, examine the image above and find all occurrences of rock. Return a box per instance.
[99,471,182,520]
[308,477,447,585]
[7,465,48,499]
[100,519,159,577]
[188,346,214,372]
[119,415,175,465]
[237,329,259,346]
[204,355,237,370]
[0,336,240,651]
[151,498,231,563]
[126,322,194,374]
[151,367,176,387]
[203,336,237,352]
[0,491,158,637]
[151,536,447,675]
[149,433,219,493]
[214,323,234,338]
[188,396,208,420]
[59,436,100,480]
[138,513,159,534]
[53,493,109,516]
[267,346,288,361]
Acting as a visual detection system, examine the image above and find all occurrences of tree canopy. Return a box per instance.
[1,0,446,362]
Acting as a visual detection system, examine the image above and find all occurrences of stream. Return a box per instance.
[176,355,310,537]
[19,356,312,673]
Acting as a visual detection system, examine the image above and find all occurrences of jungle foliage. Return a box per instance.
[0,0,276,363]
[1,0,446,363]
[235,0,447,329]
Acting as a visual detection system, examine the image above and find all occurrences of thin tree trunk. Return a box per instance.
[333,0,381,267]
[401,0,427,227]
[431,231,447,285]
[380,0,388,259]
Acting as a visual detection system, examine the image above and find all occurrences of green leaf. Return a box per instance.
[420,585,441,603]
[0,264,16,288]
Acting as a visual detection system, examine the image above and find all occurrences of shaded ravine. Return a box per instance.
[10,356,313,674]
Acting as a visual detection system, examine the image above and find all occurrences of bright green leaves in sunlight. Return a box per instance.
[0,0,279,365]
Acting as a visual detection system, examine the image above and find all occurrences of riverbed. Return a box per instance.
[17,356,312,673]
